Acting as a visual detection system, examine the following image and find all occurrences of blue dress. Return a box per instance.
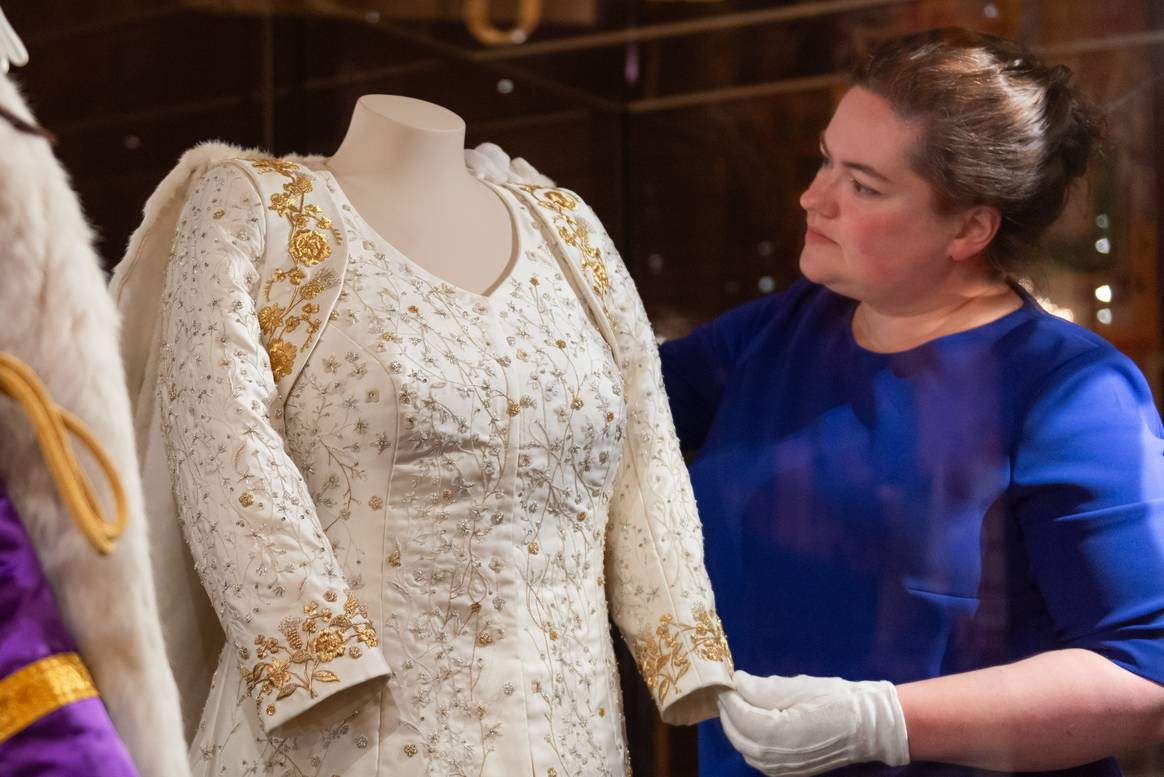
[660,280,1164,777]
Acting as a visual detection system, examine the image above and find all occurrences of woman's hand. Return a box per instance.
[717,671,910,776]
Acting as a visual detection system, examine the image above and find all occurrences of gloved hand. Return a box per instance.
[717,670,910,777]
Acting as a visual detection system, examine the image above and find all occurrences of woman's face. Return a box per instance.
[798,87,970,309]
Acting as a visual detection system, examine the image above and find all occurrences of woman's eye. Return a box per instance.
[851,178,880,196]
[818,153,832,169]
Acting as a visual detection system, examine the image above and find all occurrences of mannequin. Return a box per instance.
[325,95,515,295]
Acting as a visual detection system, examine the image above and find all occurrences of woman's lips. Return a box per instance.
[805,226,835,244]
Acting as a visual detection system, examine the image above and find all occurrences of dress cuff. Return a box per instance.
[632,606,735,725]
[261,648,390,732]
[238,593,391,733]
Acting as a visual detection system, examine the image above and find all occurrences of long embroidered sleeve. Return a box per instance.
[594,204,735,724]
[157,163,389,732]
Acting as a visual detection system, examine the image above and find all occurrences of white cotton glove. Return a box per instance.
[717,671,910,777]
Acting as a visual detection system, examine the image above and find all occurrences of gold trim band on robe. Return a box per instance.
[0,652,100,744]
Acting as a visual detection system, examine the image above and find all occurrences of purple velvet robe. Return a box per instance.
[0,483,140,776]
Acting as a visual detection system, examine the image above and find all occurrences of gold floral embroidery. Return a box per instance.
[690,607,733,665]
[519,185,610,299]
[243,593,379,716]
[633,607,732,704]
[249,158,300,177]
[243,158,341,382]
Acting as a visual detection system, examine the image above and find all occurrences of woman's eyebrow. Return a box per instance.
[820,133,892,183]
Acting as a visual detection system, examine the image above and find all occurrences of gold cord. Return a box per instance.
[0,352,127,555]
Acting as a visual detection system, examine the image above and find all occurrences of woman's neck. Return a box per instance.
[852,276,1021,353]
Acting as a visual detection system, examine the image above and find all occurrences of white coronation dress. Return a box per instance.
[152,155,732,777]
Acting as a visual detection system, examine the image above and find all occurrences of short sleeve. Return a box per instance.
[1011,347,1164,684]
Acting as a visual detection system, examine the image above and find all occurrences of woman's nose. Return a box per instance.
[799,171,837,217]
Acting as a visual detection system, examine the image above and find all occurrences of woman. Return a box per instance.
[661,28,1164,777]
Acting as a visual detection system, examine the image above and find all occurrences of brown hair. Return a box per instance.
[851,27,1103,276]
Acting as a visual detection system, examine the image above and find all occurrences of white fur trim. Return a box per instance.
[0,73,189,776]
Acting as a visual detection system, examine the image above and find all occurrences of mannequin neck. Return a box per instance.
[325,95,472,189]
[317,94,515,296]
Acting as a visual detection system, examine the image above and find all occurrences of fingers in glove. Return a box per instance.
[721,692,848,749]
[718,691,774,762]
[734,671,848,709]
[721,699,859,777]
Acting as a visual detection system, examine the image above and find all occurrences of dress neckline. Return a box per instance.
[842,282,1037,358]
[319,168,525,302]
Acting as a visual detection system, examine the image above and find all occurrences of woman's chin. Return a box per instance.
[798,249,832,284]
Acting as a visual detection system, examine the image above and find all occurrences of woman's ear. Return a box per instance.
[948,205,1001,263]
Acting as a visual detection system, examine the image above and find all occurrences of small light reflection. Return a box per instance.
[1095,237,1111,255]
[647,253,664,275]
[1094,284,1113,303]
[1097,308,1113,325]
[757,276,776,293]
[1096,213,1110,229]
[497,79,515,95]
[983,2,1000,18]
[1035,295,1074,322]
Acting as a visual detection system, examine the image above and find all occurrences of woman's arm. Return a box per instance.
[899,648,1164,770]
[719,347,1164,776]
[718,649,1164,777]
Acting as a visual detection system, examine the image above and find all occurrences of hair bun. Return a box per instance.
[1041,64,1102,182]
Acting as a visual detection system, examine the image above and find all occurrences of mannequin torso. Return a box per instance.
[325,95,515,295]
